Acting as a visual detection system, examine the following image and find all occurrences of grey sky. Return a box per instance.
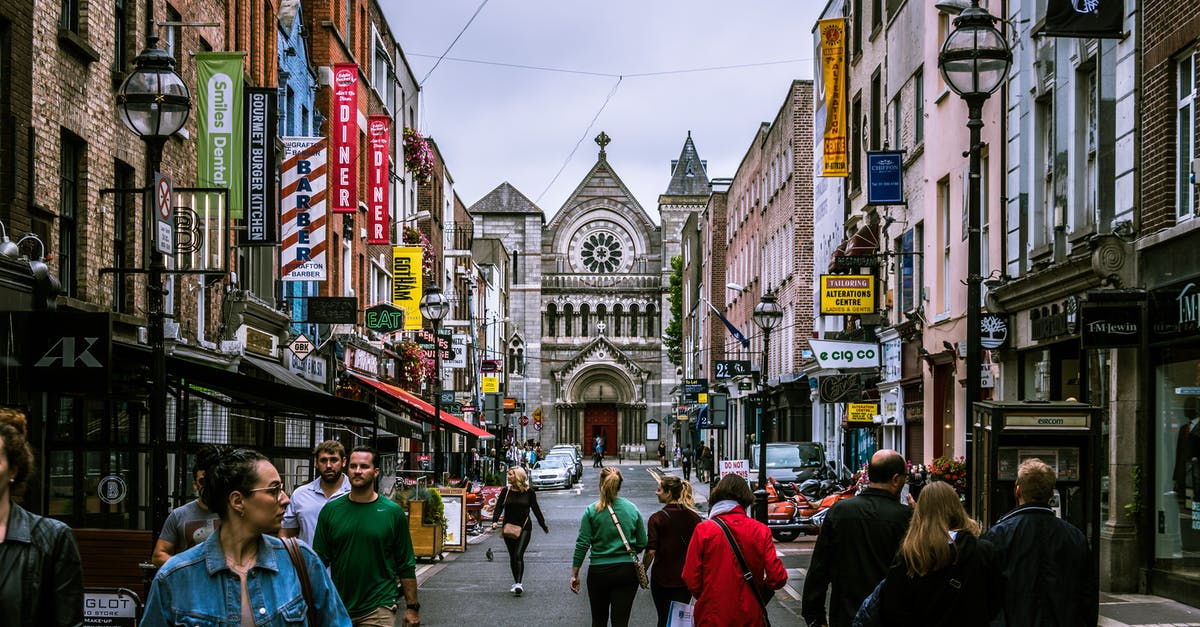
[385,1,824,222]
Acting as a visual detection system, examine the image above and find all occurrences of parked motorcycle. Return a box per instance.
[765,477,818,542]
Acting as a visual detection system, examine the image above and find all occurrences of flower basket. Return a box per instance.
[403,127,434,183]
[401,226,434,277]
[928,456,968,497]
[394,339,434,391]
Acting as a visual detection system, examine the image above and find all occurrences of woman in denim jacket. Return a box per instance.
[141,448,351,626]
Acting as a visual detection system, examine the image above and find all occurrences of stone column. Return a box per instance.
[1100,346,1141,592]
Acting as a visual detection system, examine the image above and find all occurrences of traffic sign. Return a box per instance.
[289,334,314,360]
[154,173,174,254]
[519,415,529,426]
[533,422,542,431]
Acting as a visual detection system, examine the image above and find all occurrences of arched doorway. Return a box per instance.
[561,364,642,457]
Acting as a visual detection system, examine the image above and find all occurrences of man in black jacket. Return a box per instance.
[802,449,912,627]
[982,457,1098,626]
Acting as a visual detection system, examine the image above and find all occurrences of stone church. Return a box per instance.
[470,133,710,454]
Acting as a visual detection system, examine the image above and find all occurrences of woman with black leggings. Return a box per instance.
[491,466,548,596]
[570,467,647,627]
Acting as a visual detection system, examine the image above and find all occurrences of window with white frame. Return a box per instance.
[1035,97,1054,250]
[1179,52,1195,221]
[939,177,951,314]
[373,34,393,112]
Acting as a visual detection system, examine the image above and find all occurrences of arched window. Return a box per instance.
[596,304,607,334]
[612,304,623,337]
[645,304,657,337]
[546,304,558,337]
[580,304,591,336]
[564,304,574,336]
[629,304,640,337]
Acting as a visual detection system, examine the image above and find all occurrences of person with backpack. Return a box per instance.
[643,477,702,627]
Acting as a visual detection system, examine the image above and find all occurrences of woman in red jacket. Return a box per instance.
[682,474,788,626]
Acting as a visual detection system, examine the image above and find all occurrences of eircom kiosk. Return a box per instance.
[971,400,1101,546]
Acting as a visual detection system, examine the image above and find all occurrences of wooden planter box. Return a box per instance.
[404,499,444,560]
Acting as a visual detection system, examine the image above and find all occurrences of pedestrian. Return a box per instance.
[802,449,912,627]
[673,444,682,469]
[863,481,1002,626]
[0,407,83,627]
[570,467,646,627]
[490,466,549,596]
[471,448,482,482]
[280,440,351,547]
[141,448,351,626]
[681,447,692,482]
[594,439,605,468]
[682,474,788,627]
[643,476,703,627]
[701,443,714,484]
[313,446,421,626]
[657,441,667,467]
[981,457,1098,626]
[151,443,222,567]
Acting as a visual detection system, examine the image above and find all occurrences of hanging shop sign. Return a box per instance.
[482,376,499,393]
[819,275,876,315]
[280,137,327,281]
[1080,303,1141,348]
[847,402,878,423]
[1042,0,1124,39]
[683,378,709,403]
[243,87,277,245]
[367,116,390,244]
[809,339,880,369]
[714,360,751,380]
[365,302,405,334]
[819,374,862,403]
[1030,297,1079,341]
[818,18,847,178]
[330,63,358,213]
[445,334,468,369]
[980,314,1009,349]
[307,296,357,324]
[390,246,422,330]
[29,312,112,394]
[196,52,245,218]
[866,151,905,205]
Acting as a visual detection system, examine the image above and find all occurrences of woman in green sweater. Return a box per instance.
[570,466,647,627]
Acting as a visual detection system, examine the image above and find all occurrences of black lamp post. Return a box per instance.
[938,1,1010,503]
[116,37,191,537]
[752,292,783,523]
[420,285,451,484]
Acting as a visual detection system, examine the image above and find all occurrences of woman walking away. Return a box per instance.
[643,477,703,627]
[490,466,549,596]
[142,448,351,626]
[0,407,83,627]
[862,481,1001,627]
[683,474,787,627]
[570,467,646,627]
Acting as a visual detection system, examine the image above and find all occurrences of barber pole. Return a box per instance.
[281,137,327,281]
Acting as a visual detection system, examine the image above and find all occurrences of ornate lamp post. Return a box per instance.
[938,1,1010,502]
[420,285,451,484]
[752,292,783,523]
[116,38,191,536]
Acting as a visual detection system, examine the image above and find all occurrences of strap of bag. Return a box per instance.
[713,517,770,624]
[283,537,319,626]
[606,505,638,560]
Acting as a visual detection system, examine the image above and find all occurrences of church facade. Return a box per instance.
[470,133,710,454]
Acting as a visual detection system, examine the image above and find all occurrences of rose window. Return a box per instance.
[580,232,623,273]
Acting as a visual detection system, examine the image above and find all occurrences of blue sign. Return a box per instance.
[867,151,904,205]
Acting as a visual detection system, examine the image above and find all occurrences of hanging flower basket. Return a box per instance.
[401,225,434,276]
[928,456,968,497]
[403,127,434,183]
[395,339,434,391]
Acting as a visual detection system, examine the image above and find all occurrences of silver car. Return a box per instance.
[530,458,573,490]
[545,452,581,482]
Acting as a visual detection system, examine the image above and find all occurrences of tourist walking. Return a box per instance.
[673,444,682,469]
[490,466,549,596]
[982,458,1098,626]
[0,407,83,627]
[682,474,787,627]
[802,449,912,627]
[700,442,715,484]
[151,444,221,567]
[570,467,646,627]
[280,440,351,547]
[314,446,421,626]
[593,438,605,468]
[681,447,692,482]
[657,441,667,467]
[141,448,351,626]
[643,476,702,627]
[863,481,1001,626]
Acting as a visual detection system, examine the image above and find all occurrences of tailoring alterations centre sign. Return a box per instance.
[820,274,876,314]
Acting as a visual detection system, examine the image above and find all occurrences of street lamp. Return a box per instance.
[116,37,191,537]
[420,285,451,484]
[938,1,1010,504]
[752,291,783,523]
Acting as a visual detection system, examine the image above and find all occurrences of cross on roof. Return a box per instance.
[595,131,611,158]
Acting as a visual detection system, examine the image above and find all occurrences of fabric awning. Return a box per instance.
[828,222,881,271]
[349,373,494,440]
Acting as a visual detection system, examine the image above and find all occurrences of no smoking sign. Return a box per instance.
[154,173,174,254]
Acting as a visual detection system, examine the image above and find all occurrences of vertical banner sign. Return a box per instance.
[330,63,358,214]
[244,87,278,245]
[280,137,327,281]
[391,246,423,330]
[367,116,390,244]
[196,53,245,217]
[1043,0,1123,39]
[819,18,847,178]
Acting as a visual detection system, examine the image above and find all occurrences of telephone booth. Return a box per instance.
[971,400,1101,546]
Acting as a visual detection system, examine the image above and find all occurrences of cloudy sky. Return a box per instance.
[384,1,826,222]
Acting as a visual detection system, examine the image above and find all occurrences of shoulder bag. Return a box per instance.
[500,489,527,540]
[713,517,771,627]
[283,537,320,626]
[607,505,649,589]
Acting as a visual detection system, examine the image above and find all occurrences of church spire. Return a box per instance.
[664,131,711,196]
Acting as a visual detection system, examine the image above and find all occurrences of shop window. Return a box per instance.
[1155,346,1200,575]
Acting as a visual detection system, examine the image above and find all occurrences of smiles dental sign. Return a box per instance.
[197,53,244,218]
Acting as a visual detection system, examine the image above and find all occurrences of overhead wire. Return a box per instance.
[418,0,491,87]
[534,76,623,205]
[407,53,812,79]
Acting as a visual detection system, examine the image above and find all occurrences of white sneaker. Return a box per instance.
[513,583,523,596]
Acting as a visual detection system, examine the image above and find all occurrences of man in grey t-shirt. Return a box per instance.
[152,445,221,567]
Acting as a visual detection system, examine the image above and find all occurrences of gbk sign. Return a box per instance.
[29,312,111,394]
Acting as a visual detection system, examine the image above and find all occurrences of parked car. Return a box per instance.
[749,442,828,486]
[530,458,573,490]
[545,452,581,483]
[550,445,584,476]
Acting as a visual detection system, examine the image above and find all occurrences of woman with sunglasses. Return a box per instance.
[141,448,351,626]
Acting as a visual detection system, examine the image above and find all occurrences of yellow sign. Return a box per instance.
[482,376,499,393]
[848,402,878,423]
[390,246,423,330]
[820,274,876,314]
[819,18,848,178]
[698,392,708,404]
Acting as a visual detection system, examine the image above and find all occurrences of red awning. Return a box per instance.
[350,373,494,440]
[827,222,881,271]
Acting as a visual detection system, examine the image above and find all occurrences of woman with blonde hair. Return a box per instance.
[570,466,646,627]
[643,476,702,627]
[866,481,1001,626]
[491,466,548,596]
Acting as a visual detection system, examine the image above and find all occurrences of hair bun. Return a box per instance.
[0,407,28,437]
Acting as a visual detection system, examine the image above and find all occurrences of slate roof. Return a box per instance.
[664,131,711,196]
[468,182,545,215]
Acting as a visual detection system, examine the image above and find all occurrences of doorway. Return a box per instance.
[585,403,617,456]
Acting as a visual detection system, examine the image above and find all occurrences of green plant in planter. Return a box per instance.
[391,485,447,531]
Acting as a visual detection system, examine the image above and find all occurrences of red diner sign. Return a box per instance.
[367,116,390,244]
[330,63,358,213]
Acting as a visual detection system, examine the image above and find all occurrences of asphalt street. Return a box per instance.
[412,461,810,626]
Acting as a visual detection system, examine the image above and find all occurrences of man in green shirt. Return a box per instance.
[314,446,420,627]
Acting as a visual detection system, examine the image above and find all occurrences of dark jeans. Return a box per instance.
[586,562,639,627]
[682,460,691,481]
[502,521,532,583]
[650,581,692,627]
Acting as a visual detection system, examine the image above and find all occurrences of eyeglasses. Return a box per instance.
[246,482,287,501]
